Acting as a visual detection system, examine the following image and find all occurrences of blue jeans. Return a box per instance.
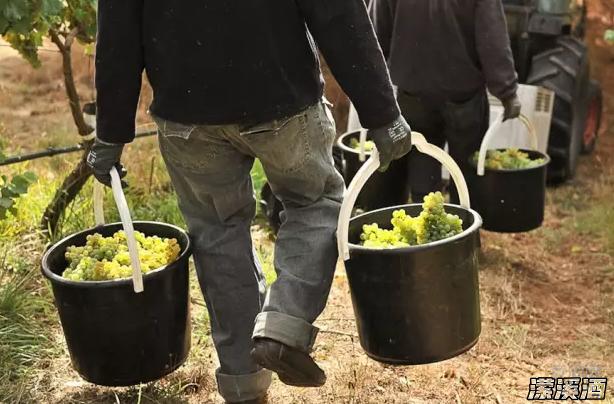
[153,99,344,402]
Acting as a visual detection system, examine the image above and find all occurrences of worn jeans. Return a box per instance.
[152,99,344,402]
[397,89,490,204]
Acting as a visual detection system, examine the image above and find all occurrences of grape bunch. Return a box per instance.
[360,223,412,248]
[471,148,545,170]
[413,191,463,244]
[349,138,375,152]
[62,231,181,281]
[359,192,463,249]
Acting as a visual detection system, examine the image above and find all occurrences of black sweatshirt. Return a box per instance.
[369,0,518,103]
[95,0,400,144]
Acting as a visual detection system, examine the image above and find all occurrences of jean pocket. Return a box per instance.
[238,114,297,137]
[239,107,312,174]
[152,115,220,174]
[151,113,197,140]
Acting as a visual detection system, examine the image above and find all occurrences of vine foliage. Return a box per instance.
[1,0,97,235]
[0,148,37,220]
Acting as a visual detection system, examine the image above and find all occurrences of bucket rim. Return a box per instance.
[468,148,551,173]
[347,203,483,254]
[336,131,374,156]
[41,221,192,287]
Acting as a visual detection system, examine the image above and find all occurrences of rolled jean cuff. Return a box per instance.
[216,368,272,403]
[253,311,319,353]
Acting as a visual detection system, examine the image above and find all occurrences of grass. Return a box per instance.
[0,251,55,403]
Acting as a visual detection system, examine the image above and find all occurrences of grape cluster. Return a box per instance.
[360,223,412,248]
[472,148,545,170]
[62,231,181,281]
[413,191,463,244]
[359,192,463,249]
[349,138,375,152]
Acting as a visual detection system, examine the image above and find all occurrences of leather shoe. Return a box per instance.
[250,338,326,387]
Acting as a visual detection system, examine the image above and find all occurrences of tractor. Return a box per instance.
[501,0,602,183]
[259,0,603,234]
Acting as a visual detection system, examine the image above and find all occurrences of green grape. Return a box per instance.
[349,138,375,152]
[62,231,182,282]
[391,209,417,245]
[358,191,463,248]
[471,148,545,170]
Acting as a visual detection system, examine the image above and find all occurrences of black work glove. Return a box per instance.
[367,115,413,172]
[86,138,128,188]
[502,95,521,122]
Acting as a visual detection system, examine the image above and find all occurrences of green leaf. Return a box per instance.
[21,171,37,183]
[4,0,29,20]
[42,0,64,15]
[8,179,28,195]
[9,17,33,35]
[1,186,18,198]
[0,14,8,34]
[1,174,7,184]
[0,197,13,209]
[84,42,95,56]
[33,32,43,47]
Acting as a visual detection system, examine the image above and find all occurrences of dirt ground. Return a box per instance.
[1,2,614,403]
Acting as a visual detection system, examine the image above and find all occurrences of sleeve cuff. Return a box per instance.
[357,103,401,130]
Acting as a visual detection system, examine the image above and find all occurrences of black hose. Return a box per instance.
[0,129,158,167]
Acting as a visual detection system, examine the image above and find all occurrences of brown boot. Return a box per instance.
[250,338,326,388]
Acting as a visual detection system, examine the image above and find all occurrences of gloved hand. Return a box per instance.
[502,95,521,122]
[86,138,128,188]
[367,115,412,172]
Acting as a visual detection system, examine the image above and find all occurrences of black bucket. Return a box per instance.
[41,221,193,386]
[345,204,482,365]
[467,149,550,233]
[337,131,410,211]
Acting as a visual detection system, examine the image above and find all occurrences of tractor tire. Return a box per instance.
[526,36,592,184]
[259,145,345,235]
[580,79,602,155]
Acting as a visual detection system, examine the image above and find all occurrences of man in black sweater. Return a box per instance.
[370,0,521,203]
[86,1,412,403]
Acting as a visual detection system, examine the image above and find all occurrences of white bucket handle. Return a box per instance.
[476,112,538,177]
[337,132,471,262]
[93,167,144,293]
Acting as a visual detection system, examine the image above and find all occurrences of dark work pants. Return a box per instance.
[396,89,490,205]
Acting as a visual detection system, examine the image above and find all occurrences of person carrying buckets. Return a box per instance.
[86,0,413,402]
[369,0,523,204]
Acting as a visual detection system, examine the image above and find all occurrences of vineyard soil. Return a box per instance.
[1,3,614,402]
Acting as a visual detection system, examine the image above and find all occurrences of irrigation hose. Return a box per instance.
[0,129,158,167]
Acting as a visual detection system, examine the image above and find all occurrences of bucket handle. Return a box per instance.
[337,132,471,262]
[93,167,144,293]
[476,112,538,177]
[358,129,368,162]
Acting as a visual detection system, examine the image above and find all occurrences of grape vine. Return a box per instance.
[1,0,98,235]
[1,0,96,67]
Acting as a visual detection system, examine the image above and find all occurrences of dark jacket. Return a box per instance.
[95,0,400,144]
[369,0,518,103]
